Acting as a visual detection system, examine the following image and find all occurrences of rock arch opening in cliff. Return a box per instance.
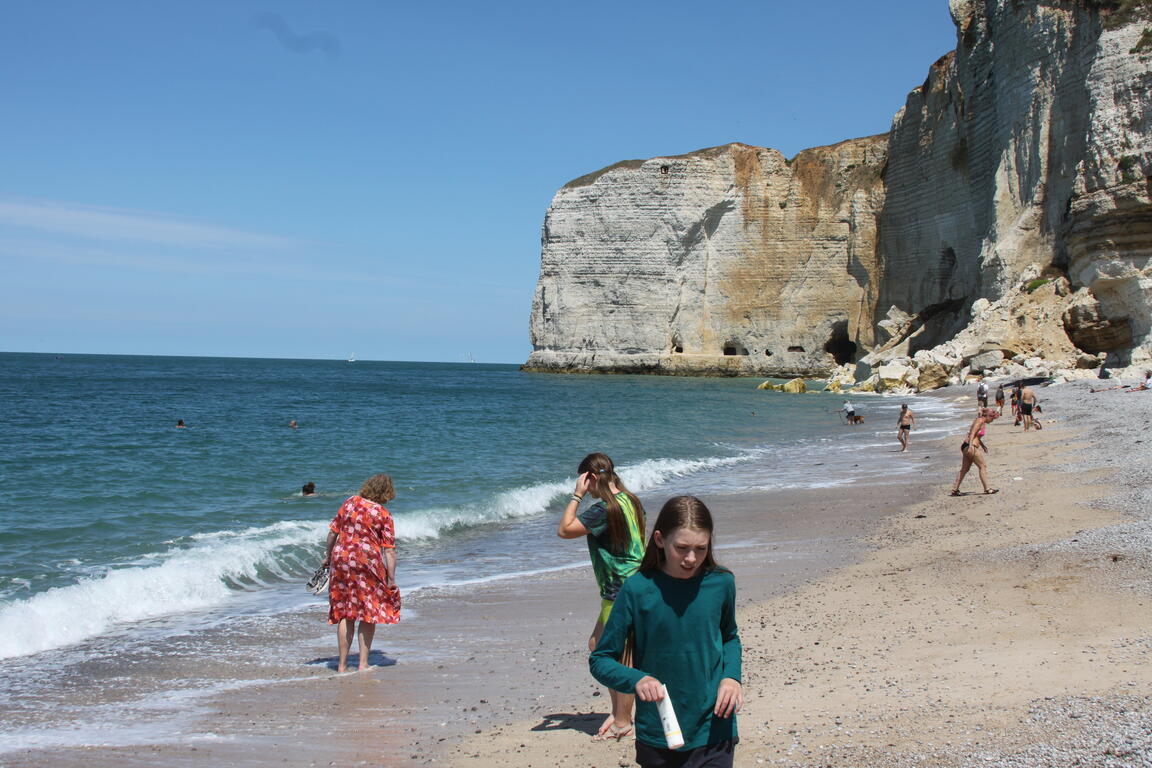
[824,321,857,366]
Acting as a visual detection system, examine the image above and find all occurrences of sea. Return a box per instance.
[0,352,963,756]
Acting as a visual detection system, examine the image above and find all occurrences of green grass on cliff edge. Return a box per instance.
[1091,0,1152,29]
[1131,26,1152,52]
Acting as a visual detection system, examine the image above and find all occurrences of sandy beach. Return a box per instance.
[8,378,1152,768]
[444,379,1152,768]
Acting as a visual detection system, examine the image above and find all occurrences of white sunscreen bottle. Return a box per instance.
[655,684,685,749]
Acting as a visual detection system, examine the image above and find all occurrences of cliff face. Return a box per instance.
[527,0,1152,380]
[525,138,887,376]
[873,0,1152,375]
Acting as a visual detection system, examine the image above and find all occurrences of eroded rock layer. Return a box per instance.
[526,0,1152,381]
[525,139,887,376]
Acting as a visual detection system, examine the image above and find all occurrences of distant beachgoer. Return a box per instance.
[289,420,298,429]
[591,495,742,767]
[557,452,646,741]
[1125,371,1152,393]
[1019,386,1039,430]
[950,408,999,496]
[995,384,1005,415]
[896,403,916,452]
[1011,384,1022,424]
[176,419,186,428]
[302,482,317,496]
[321,473,400,673]
[842,400,860,425]
[976,379,989,409]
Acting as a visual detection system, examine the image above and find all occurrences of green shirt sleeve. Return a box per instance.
[720,571,742,683]
[589,581,646,693]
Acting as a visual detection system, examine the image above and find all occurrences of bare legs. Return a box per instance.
[357,622,375,670]
[589,620,634,739]
[951,448,992,494]
[336,618,354,672]
[335,618,377,673]
[898,428,909,452]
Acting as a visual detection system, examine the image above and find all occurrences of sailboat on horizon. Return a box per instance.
[347,353,356,363]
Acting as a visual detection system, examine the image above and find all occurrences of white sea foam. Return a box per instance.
[394,454,748,541]
[0,520,326,660]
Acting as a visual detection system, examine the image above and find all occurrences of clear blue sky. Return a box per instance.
[1,1,957,364]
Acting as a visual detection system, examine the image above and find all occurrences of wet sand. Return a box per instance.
[11,380,1152,767]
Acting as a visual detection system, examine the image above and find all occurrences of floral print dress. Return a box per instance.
[327,495,401,625]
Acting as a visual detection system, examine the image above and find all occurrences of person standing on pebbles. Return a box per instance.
[557,452,646,741]
[950,408,1000,496]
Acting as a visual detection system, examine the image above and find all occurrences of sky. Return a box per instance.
[0,1,958,364]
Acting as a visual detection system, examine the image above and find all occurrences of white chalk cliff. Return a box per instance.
[526,0,1152,385]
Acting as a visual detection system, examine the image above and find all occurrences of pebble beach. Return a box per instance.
[446,378,1152,768]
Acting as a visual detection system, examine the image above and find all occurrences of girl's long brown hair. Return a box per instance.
[578,452,645,553]
[638,495,721,574]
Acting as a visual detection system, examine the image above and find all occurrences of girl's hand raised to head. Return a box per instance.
[714,678,743,718]
[574,471,593,497]
[634,675,665,702]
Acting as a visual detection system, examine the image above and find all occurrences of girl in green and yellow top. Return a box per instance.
[558,452,647,741]
[590,495,743,768]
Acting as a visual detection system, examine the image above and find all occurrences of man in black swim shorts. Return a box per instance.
[896,403,916,452]
[1019,385,1038,430]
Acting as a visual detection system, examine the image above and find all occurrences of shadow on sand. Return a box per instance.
[530,712,603,736]
[306,650,397,670]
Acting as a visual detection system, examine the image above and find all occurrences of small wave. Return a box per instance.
[0,453,746,659]
[0,520,326,660]
[394,453,749,541]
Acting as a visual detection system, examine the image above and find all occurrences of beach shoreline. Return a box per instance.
[443,380,1152,767]
[7,379,1152,767]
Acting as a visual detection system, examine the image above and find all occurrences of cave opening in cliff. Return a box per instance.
[824,321,857,365]
[722,342,748,356]
[671,335,684,354]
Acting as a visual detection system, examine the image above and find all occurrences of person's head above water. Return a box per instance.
[639,495,720,578]
[577,452,645,552]
[176,419,185,427]
[302,482,316,496]
[359,473,395,505]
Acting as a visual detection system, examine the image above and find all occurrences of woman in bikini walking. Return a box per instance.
[950,408,999,496]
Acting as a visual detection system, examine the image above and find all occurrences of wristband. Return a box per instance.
[571,494,583,503]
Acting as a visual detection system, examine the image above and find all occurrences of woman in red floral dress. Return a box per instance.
[321,473,401,672]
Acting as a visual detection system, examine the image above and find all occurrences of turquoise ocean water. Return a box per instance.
[0,352,961,752]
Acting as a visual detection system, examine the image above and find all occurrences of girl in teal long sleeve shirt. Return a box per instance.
[590,495,743,767]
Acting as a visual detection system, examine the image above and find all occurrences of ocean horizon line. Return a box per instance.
[0,349,526,366]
